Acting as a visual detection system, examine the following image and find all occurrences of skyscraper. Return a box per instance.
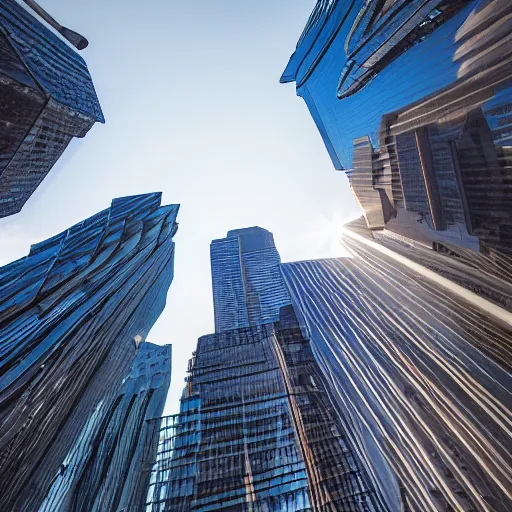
[146,227,389,511]
[281,228,512,511]
[146,307,386,511]
[210,227,291,331]
[0,0,103,217]
[38,342,172,512]
[281,0,477,170]
[0,193,179,511]
[281,0,512,282]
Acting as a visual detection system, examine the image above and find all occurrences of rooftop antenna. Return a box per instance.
[22,0,89,50]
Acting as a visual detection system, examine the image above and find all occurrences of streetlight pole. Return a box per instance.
[22,0,88,50]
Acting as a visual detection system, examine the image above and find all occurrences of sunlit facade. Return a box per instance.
[282,230,512,511]
[281,0,512,274]
[150,214,512,510]
[0,0,103,217]
[0,193,178,511]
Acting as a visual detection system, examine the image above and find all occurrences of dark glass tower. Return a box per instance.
[281,230,512,511]
[38,341,172,512]
[281,0,512,280]
[0,193,178,511]
[0,0,103,217]
[146,308,385,511]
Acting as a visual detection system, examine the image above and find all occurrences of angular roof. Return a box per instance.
[0,0,104,122]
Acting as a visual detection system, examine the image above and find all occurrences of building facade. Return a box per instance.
[0,0,103,217]
[147,218,512,510]
[0,193,179,511]
[281,0,512,268]
[38,342,172,512]
[146,226,391,511]
[211,227,291,332]
[344,216,512,312]
[146,307,385,511]
[282,230,512,511]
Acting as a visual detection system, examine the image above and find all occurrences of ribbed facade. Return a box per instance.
[146,307,384,511]
[0,193,179,511]
[370,226,512,312]
[349,136,392,230]
[282,233,512,511]
[211,227,291,332]
[0,0,103,217]
[38,342,172,512]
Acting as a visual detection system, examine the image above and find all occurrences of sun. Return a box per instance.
[308,213,357,258]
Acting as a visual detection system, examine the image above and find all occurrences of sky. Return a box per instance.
[0,0,361,414]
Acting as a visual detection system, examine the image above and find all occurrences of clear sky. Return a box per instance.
[0,0,360,414]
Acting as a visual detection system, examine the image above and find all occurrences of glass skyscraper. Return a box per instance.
[0,0,103,217]
[211,227,291,332]
[146,308,384,511]
[281,0,512,278]
[0,193,179,511]
[146,228,387,511]
[38,341,172,512]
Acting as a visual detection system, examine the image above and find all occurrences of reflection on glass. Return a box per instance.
[282,0,512,272]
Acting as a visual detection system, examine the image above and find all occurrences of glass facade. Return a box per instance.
[38,342,172,512]
[211,227,291,332]
[150,216,511,511]
[281,6,512,502]
[210,235,250,332]
[0,194,179,511]
[146,308,384,511]
[282,0,512,260]
[0,0,103,217]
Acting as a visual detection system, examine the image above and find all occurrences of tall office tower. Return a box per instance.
[210,227,291,331]
[38,342,172,512]
[282,229,512,511]
[0,0,103,217]
[145,307,387,511]
[0,193,179,511]
[281,0,512,277]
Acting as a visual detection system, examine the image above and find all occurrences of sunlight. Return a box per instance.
[307,213,358,259]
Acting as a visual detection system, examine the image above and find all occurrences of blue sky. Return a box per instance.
[0,0,360,414]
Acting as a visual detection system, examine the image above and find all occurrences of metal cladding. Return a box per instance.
[281,0,512,270]
[149,213,512,510]
[281,233,512,511]
[0,193,179,511]
[146,307,385,511]
[211,227,291,332]
[0,0,103,217]
[373,223,512,312]
[39,342,172,512]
